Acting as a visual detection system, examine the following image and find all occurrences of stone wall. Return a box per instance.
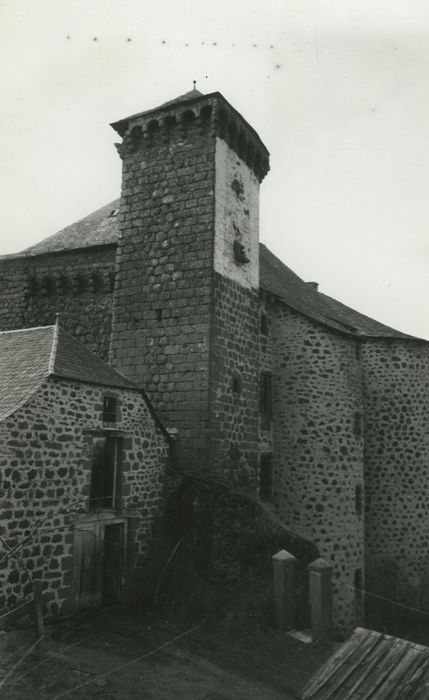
[0,377,168,617]
[148,478,319,628]
[110,116,215,472]
[271,303,365,633]
[362,339,429,614]
[259,295,274,459]
[0,246,115,360]
[214,138,260,290]
[209,274,260,486]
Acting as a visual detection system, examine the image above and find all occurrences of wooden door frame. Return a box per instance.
[73,514,128,609]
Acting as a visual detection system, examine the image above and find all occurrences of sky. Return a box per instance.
[1,0,428,339]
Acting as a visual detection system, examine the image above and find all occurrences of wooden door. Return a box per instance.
[74,524,101,609]
[102,523,125,605]
[74,519,126,609]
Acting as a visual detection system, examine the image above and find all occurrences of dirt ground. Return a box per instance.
[0,606,334,700]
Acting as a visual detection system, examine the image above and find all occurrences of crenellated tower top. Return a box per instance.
[111,89,270,182]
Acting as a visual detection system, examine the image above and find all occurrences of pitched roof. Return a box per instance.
[259,244,414,339]
[15,200,419,340]
[0,324,136,422]
[23,200,120,255]
[301,627,429,699]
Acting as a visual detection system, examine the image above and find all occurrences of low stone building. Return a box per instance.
[0,322,169,616]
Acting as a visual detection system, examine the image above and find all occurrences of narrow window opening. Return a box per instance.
[232,374,242,395]
[89,436,122,509]
[103,396,118,423]
[260,373,273,429]
[354,568,363,591]
[130,126,143,151]
[43,276,55,297]
[261,313,269,335]
[28,276,39,296]
[108,208,119,218]
[76,275,88,295]
[354,567,364,617]
[354,411,363,439]
[59,275,71,295]
[147,120,160,144]
[355,484,363,517]
[156,308,162,322]
[259,454,273,501]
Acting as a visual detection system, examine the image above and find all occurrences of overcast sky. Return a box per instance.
[1,1,428,339]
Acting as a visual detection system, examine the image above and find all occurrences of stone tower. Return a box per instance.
[109,89,269,484]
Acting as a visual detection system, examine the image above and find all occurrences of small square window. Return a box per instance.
[103,396,117,423]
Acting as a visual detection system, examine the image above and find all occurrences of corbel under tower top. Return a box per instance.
[111,89,270,182]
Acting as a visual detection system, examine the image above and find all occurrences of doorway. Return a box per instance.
[102,523,125,605]
[74,518,126,609]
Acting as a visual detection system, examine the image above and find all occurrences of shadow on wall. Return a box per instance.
[140,478,319,631]
[366,556,429,640]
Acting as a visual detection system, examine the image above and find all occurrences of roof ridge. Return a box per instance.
[0,324,55,336]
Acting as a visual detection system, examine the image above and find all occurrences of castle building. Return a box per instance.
[0,88,428,632]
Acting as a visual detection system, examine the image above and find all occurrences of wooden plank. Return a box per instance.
[326,636,392,700]
[390,647,429,700]
[302,629,381,700]
[344,639,406,700]
[408,664,429,700]
[373,646,427,700]
[392,663,429,700]
[301,629,369,698]
[348,641,416,699]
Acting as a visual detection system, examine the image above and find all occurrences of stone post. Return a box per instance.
[308,558,333,642]
[272,549,297,631]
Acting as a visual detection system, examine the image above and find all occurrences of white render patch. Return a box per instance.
[214,138,259,290]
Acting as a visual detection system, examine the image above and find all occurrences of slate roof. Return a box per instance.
[259,244,414,339]
[17,200,418,340]
[23,200,120,255]
[0,324,136,422]
[0,326,55,422]
[301,627,429,700]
